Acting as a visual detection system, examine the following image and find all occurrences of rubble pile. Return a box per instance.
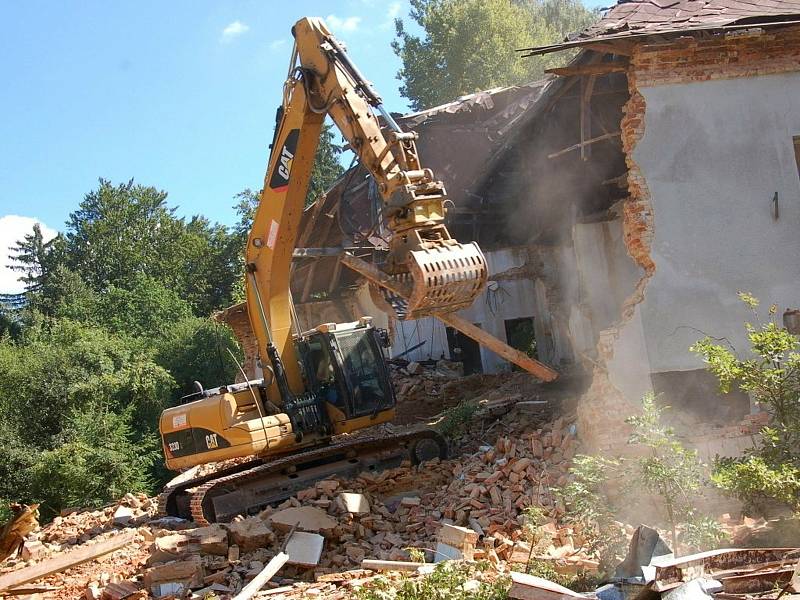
[388,359,464,424]
[2,376,799,599]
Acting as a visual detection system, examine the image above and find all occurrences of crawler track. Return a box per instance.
[157,428,447,526]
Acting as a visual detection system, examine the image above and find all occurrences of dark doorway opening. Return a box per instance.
[446,326,483,375]
[504,317,537,366]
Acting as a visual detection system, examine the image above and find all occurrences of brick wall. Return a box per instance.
[632,25,800,87]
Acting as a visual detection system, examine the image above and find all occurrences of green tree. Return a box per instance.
[63,179,241,315]
[306,122,344,206]
[7,223,64,294]
[393,0,597,111]
[95,274,193,341]
[155,317,242,398]
[65,179,183,290]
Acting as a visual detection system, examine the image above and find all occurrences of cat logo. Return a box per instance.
[205,433,219,450]
[268,129,299,193]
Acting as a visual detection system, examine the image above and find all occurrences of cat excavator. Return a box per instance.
[157,17,488,525]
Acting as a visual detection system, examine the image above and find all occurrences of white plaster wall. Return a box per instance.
[633,72,800,373]
[390,247,542,371]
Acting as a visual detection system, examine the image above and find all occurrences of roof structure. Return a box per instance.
[521,0,800,56]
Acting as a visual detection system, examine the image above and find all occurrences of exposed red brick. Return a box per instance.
[631,25,800,87]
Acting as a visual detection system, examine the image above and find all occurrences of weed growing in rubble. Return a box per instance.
[556,455,628,573]
[559,395,726,563]
[692,293,800,514]
[356,560,508,600]
[436,400,480,439]
[625,394,726,551]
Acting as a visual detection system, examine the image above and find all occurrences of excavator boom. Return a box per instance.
[246,17,487,396]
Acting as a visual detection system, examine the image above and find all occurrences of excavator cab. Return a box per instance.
[301,321,395,429]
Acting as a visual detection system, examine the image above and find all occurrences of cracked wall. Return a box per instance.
[578,26,800,454]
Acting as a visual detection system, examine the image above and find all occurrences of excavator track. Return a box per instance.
[158,428,448,526]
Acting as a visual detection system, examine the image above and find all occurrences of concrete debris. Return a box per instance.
[337,492,370,515]
[284,532,324,567]
[508,571,585,599]
[112,506,134,527]
[615,524,672,581]
[267,506,337,537]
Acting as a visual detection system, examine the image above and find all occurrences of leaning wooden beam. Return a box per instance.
[340,254,559,382]
[437,313,558,382]
[232,552,289,600]
[0,530,137,592]
[545,62,628,77]
[327,257,343,295]
[580,75,597,161]
[548,131,621,159]
[362,559,427,572]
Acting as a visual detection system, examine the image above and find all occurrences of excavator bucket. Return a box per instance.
[369,241,487,320]
[407,241,487,316]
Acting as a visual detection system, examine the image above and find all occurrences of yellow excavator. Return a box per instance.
[157,17,487,524]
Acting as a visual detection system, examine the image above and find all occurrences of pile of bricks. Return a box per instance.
[388,359,464,423]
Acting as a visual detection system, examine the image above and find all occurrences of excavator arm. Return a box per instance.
[246,17,487,397]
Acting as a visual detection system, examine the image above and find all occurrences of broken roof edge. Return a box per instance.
[518,17,800,57]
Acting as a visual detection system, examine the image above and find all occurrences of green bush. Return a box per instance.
[435,400,480,439]
[692,293,800,513]
[559,394,726,563]
[29,406,157,518]
[357,561,508,600]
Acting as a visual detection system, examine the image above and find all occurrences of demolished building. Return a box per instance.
[224,0,800,457]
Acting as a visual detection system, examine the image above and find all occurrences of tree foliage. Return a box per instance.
[393,0,597,111]
[1,178,249,518]
[307,122,345,206]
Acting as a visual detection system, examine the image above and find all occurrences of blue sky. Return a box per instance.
[0,0,607,292]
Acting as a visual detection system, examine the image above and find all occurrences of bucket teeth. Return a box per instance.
[370,242,487,320]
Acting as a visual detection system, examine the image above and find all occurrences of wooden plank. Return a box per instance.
[0,530,137,592]
[327,256,343,294]
[579,75,597,161]
[546,62,628,77]
[437,313,559,382]
[362,559,426,572]
[547,131,621,160]
[231,552,289,600]
[340,254,558,382]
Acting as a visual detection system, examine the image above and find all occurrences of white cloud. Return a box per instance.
[221,20,250,43]
[269,38,288,51]
[326,14,362,33]
[380,1,403,29]
[0,215,57,294]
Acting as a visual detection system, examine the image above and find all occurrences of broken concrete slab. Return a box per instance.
[151,525,228,562]
[284,532,324,568]
[228,517,275,552]
[614,524,672,581]
[143,555,203,593]
[267,506,337,537]
[112,506,134,527]
[435,524,479,562]
[338,492,370,515]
